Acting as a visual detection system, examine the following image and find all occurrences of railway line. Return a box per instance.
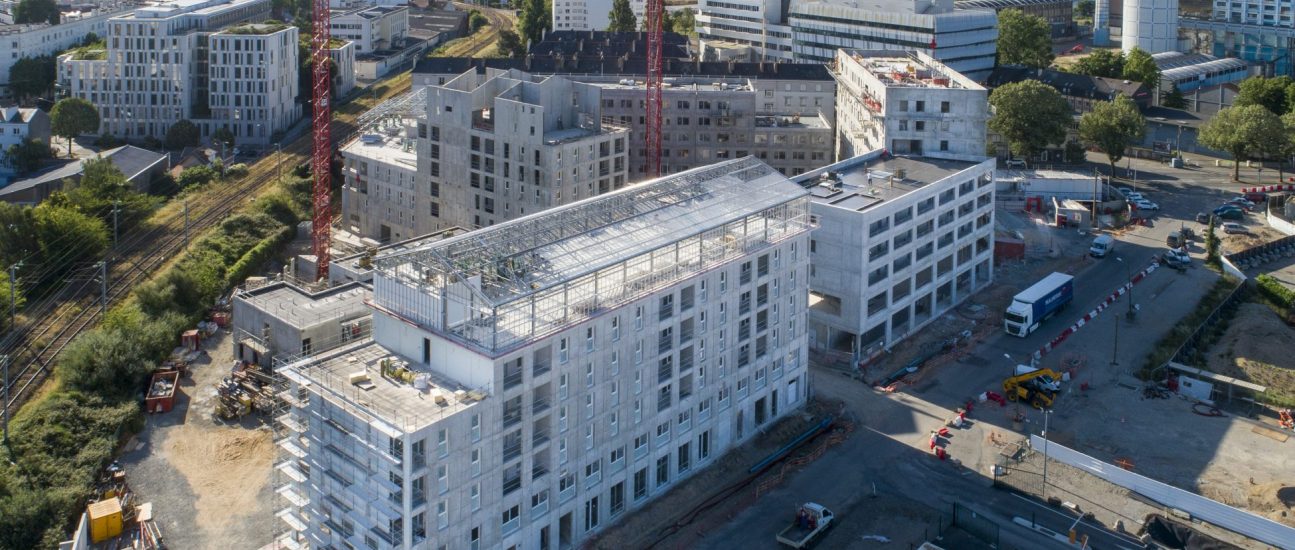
[435,4,514,58]
[1,73,414,417]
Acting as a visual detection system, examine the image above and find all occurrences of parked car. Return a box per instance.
[1196,212,1211,224]
[1243,192,1268,203]
[1124,192,1145,201]
[1132,199,1159,210]
[1162,248,1191,270]
[1223,222,1248,234]
[1117,187,1135,196]
[1004,158,1027,168]
[1213,204,1242,215]
[1215,208,1244,220]
[1228,197,1255,210]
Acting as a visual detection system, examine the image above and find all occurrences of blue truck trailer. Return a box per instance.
[1004,272,1074,337]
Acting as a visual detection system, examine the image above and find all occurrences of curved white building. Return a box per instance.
[1122,0,1179,54]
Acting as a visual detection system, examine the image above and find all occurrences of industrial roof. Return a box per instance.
[0,145,166,198]
[527,30,691,59]
[1161,58,1249,83]
[377,157,808,308]
[955,0,1070,7]
[414,57,834,81]
[987,65,1151,100]
[236,281,370,330]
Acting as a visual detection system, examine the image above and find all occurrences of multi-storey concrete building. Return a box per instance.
[57,0,300,148]
[955,0,1074,36]
[698,0,1000,79]
[331,39,357,98]
[275,157,814,550]
[329,5,407,54]
[340,120,421,242]
[413,58,836,180]
[1181,0,1295,77]
[340,68,630,242]
[0,3,136,95]
[831,50,988,161]
[797,149,995,357]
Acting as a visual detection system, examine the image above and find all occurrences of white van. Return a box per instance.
[1089,234,1114,258]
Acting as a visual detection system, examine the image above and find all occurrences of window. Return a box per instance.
[501,504,519,534]
[584,496,600,531]
[437,429,448,457]
[437,501,449,529]
[610,481,626,516]
[634,468,648,500]
[471,448,481,476]
[655,455,670,487]
[558,338,569,363]
[470,483,480,510]
[940,101,950,113]
[677,442,691,473]
[585,459,602,484]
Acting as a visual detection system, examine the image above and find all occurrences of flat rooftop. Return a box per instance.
[341,129,417,169]
[839,49,981,90]
[237,281,369,329]
[804,155,979,211]
[996,169,1093,180]
[282,340,485,433]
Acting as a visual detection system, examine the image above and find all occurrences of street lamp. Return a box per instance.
[1115,257,1134,320]
[1041,408,1053,499]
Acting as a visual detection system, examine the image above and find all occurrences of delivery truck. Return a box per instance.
[1004,272,1074,337]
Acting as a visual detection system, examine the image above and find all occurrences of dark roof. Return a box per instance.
[414,56,833,81]
[0,145,165,197]
[956,0,1070,8]
[986,66,1152,102]
[1142,107,1208,129]
[409,9,467,33]
[528,30,691,59]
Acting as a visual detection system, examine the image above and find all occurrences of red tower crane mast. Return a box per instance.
[644,0,663,178]
[310,0,333,280]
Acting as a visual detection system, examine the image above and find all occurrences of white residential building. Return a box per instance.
[551,0,645,30]
[57,0,301,148]
[330,5,408,53]
[0,3,135,94]
[275,157,814,550]
[341,68,631,243]
[797,149,995,357]
[831,50,988,161]
[0,106,50,153]
[698,0,1000,80]
[331,39,358,98]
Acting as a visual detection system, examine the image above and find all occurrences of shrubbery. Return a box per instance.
[1256,273,1295,310]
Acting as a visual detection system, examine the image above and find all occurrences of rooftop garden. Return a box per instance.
[63,39,106,60]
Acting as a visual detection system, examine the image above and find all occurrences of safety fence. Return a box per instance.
[1029,435,1295,548]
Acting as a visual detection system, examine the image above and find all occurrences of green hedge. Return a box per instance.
[227,225,295,286]
[1140,276,1240,378]
[1255,274,1294,310]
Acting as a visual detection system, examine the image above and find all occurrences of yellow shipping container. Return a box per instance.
[88,498,123,543]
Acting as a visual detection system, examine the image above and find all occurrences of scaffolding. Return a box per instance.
[370,157,814,354]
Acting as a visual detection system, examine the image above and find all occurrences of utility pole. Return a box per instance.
[7,262,20,331]
[111,200,120,250]
[98,261,107,314]
[275,142,282,182]
[2,354,9,449]
[1041,408,1052,499]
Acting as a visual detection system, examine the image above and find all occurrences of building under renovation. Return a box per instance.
[274,158,814,550]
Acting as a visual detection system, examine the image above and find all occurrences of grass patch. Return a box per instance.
[1139,276,1241,379]
[63,40,106,61]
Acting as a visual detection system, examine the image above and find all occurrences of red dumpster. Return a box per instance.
[181,329,200,351]
[145,371,179,413]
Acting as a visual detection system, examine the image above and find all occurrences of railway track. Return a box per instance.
[436,4,514,58]
[1,74,413,417]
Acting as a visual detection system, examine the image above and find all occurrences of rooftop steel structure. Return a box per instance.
[371,157,813,355]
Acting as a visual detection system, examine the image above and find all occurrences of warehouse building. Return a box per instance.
[274,157,814,550]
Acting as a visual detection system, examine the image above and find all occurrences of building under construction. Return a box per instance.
[273,157,814,549]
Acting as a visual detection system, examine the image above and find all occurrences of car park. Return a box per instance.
[1223,222,1248,234]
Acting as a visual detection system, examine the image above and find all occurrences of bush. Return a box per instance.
[226,226,294,285]
[176,165,218,188]
[1256,273,1295,309]
[95,133,124,149]
[225,162,249,179]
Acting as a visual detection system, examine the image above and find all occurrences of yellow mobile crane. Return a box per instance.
[1003,368,1063,410]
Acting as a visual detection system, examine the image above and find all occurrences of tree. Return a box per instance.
[1063,140,1087,164]
[212,126,235,149]
[1234,76,1294,116]
[517,0,551,46]
[988,80,1073,161]
[1076,0,1095,18]
[1079,94,1146,176]
[164,119,201,150]
[1161,84,1186,109]
[5,138,52,174]
[1071,48,1124,78]
[607,0,637,32]
[0,270,23,332]
[670,8,696,35]
[1121,47,1160,87]
[1198,104,1284,181]
[1271,111,1295,181]
[1205,215,1220,264]
[995,9,1053,69]
[13,0,59,25]
[8,55,55,101]
[30,203,109,274]
[176,165,219,188]
[496,29,526,58]
[50,97,99,156]
[468,10,487,32]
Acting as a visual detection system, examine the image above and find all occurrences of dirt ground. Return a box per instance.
[118,329,278,550]
[1220,223,1287,255]
[1205,302,1295,405]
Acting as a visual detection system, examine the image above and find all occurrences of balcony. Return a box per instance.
[532,428,550,447]
[533,361,552,377]
[503,369,523,391]
[532,462,550,479]
[503,442,523,463]
[503,475,522,496]
[533,395,551,415]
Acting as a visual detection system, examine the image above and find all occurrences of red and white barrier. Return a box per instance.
[1241,184,1295,193]
[1033,260,1160,360]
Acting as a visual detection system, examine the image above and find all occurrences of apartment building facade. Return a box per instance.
[330,5,407,53]
[698,0,1000,79]
[413,59,837,180]
[797,150,995,357]
[275,158,814,550]
[832,50,988,161]
[1180,0,1295,76]
[340,69,630,243]
[57,0,301,148]
[0,3,136,93]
